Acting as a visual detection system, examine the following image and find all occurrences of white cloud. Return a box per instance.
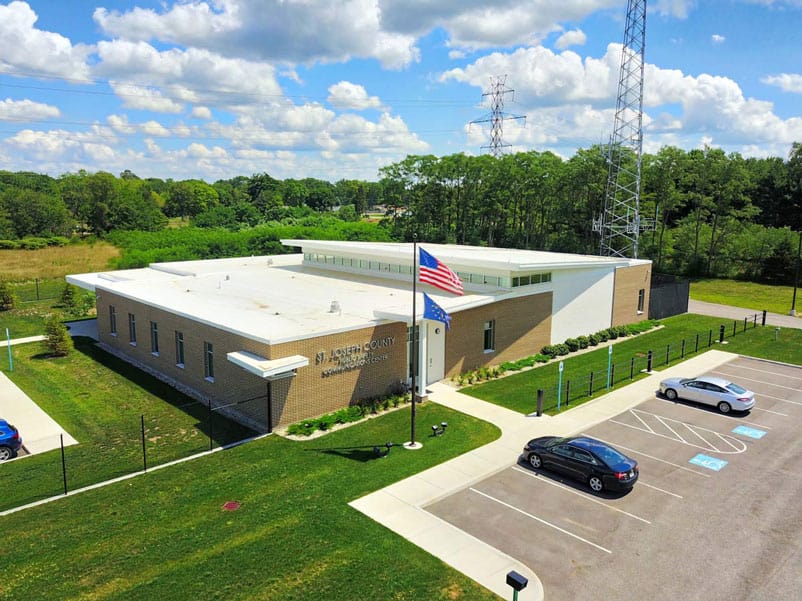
[94,0,420,70]
[0,98,60,121]
[192,106,213,119]
[762,73,802,94]
[652,0,696,18]
[0,1,93,80]
[109,82,184,113]
[554,29,587,50]
[711,34,726,44]
[327,82,383,110]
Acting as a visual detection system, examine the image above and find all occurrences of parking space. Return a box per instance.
[426,357,802,601]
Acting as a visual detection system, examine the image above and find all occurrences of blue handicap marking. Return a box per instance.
[689,454,728,471]
[732,425,767,439]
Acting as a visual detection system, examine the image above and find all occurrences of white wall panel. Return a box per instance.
[550,268,614,344]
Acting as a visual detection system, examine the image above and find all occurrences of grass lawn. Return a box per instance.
[462,314,802,415]
[690,278,801,316]
[0,338,256,510]
[0,240,119,281]
[0,342,500,600]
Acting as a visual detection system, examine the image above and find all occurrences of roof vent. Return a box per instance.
[329,300,341,314]
[267,258,274,266]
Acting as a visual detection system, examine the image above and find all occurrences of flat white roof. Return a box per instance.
[67,241,648,346]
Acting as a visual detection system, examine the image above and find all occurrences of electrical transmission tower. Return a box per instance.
[593,0,651,258]
[470,75,525,158]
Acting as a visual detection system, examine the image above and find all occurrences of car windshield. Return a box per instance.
[726,382,747,394]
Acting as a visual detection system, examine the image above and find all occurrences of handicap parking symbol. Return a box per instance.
[732,425,766,439]
[689,454,728,471]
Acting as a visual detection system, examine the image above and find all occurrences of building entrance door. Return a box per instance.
[426,321,445,384]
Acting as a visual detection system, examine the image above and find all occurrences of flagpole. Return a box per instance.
[408,233,419,448]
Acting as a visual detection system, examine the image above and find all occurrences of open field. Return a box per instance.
[690,277,800,315]
[0,240,119,281]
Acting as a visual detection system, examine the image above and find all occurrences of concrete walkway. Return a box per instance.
[688,299,802,329]
[350,349,740,601]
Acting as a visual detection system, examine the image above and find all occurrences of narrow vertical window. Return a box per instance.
[204,341,214,381]
[150,321,159,355]
[638,288,645,313]
[109,305,117,335]
[128,313,136,345]
[175,331,185,367]
[483,320,495,352]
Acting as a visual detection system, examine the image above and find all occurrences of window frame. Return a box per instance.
[483,319,495,353]
[150,321,159,356]
[204,341,215,382]
[175,331,185,368]
[128,313,136,346]
[109,305,117,336]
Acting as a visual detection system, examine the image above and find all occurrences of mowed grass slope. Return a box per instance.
[690,277,802,316]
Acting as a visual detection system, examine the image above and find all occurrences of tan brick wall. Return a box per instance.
[96,290,407,428]
[611,263,652,326]
[445,292,552,378]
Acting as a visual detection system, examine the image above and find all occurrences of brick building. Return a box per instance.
[67,240,651,431]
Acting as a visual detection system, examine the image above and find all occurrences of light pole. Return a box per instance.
[791,230,801,317]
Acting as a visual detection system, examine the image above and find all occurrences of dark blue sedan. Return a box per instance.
[0,418,23,461]
[522,435,638,493]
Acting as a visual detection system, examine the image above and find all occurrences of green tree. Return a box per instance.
[0,280,18,311]
[59,284,78,312]
[0,188,73,238]
[43,314,73,357]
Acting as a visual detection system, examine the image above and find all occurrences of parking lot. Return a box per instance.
[427,357,802,601]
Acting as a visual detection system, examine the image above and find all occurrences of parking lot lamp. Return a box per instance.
[506,571,528,601]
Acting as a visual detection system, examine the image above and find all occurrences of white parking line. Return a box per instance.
[591,437,711,478]
[752,406,789,417]
[719,363,802,382]
[756,392,802,407]
[469,487,612,554]
[636,481,683,499]
[510,466,651,524]
[654,397,775,429]
[711,370,800,392]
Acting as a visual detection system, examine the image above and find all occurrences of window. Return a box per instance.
[150,321,159,355]
[483,320,495,353]
[204,341,214,381]
[109,305,117,335]
[638,288,645,313]
[175,331,185,367]
[128,313,136,345]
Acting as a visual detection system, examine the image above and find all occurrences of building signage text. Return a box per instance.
[317,336,396,377]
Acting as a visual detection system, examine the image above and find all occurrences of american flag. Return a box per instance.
[419,248,464,296]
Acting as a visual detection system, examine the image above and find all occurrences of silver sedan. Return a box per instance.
[659,375,756,414]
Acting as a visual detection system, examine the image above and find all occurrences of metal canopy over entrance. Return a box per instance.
[227,351,308,379]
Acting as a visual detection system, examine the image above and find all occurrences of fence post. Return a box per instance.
[695,333,699,353]
[588,372,594,396]
[35,278,40,300]
[681,339,686,359]
[665,344,671,365]
[630,356,635,380]
[536,389,543,417]
[60,433,68,496]
[732,320,737,337]
[557,361,564,411]
[647,350,653,372]
[141,415,147,473]
[743,317,747,332]
[565,380,571,406]
[762,310,767,326]
[609,364,616,388]
[719,325,725,343]
[753,314,757,328]
[708,329,713,347]
[208,400,214,452]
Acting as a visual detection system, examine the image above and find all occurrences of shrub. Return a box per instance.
[589,333,601,346]
[0,280,18,311]
[597,329,610,342]
[565,337,580,352]
[555,343,570,356]
[577,335,589,349]
[316,414,336,431]
[43,314,73,357]
[535,354,550,363]
[607,327,619,340]
[0,240,19,250]
[287,422,316,436]
[540,344,557,358]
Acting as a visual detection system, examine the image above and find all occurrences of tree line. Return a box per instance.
[1,143,801,283]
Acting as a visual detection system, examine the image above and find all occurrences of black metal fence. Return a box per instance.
[533,312,766,415]
[649,273,690,320]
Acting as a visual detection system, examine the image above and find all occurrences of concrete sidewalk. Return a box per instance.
[350,349,740,601]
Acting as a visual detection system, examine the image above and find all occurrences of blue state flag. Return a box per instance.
[423,292,451,330]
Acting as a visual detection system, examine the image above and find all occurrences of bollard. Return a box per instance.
[536,389,543,417]
[762,310,767,326]
[646,350,653,372]
[719,325,725,343]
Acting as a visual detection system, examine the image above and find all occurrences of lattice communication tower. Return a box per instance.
[470,75,525,158]
[593,0,651,258]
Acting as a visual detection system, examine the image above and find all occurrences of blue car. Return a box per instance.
[0,419,23,461]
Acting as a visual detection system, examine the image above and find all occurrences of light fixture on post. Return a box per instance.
[506,571,528,601]
[430,422,448,437]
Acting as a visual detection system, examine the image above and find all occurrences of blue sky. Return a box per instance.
[1,0,800,182]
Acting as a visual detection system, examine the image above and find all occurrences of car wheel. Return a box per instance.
[528,454,542,469]
[589,475,604,493]
[718,401,732,414]
[0,446,12,461]
[664,388,678,401]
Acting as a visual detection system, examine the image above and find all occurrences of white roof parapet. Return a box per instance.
[227,351,309,379]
